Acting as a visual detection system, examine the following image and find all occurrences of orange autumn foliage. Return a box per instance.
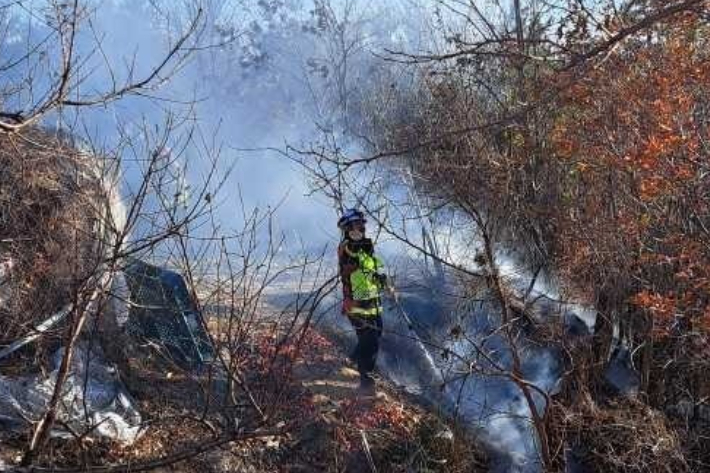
[550,16,710,338]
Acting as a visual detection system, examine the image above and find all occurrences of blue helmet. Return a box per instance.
[337,208,366,229]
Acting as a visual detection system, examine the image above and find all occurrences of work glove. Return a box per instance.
[374,273,388,289]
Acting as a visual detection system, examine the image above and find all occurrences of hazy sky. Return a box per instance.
[69,0,437,249]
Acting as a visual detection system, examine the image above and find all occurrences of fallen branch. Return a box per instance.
[0,305,73,361]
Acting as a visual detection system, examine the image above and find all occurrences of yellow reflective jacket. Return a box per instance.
[338,239,384,317]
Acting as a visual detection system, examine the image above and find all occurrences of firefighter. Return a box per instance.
[337,208,388,391]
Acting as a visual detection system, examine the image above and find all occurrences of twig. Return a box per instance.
[360,429,378,473]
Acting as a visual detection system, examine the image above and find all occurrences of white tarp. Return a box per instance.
[0,342,142,444]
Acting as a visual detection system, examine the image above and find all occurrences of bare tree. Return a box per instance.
[0,1,337,469]
[0,0,206,133]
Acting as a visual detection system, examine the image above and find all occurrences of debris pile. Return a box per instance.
[550,393,687,473]
[0,128,137,445]
[0,129,115,355]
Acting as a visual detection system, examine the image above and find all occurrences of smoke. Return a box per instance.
[85,0,434,246]
[3,1,598,469]
[373,224,596,471]
[1,0,436,248]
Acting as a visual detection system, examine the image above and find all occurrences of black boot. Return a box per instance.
[359,373,375,393]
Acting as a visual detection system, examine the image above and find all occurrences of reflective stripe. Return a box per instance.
[349,297,382,317]
[353,298,381,310]
[349,305,382,317]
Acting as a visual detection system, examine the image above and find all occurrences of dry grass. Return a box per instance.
[0,128,104,363]
[1,320,487,472]
[549,392,687,473]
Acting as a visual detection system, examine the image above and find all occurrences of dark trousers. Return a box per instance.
[348,314,383,376]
